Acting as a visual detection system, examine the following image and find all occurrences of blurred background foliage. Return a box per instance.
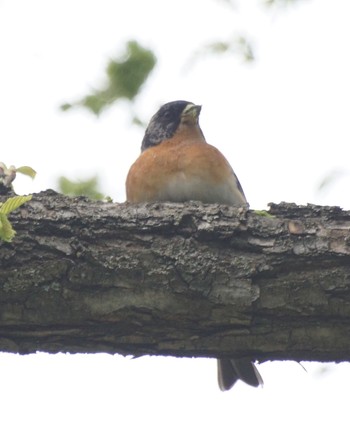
[61,41,156,116]
[61,0,304,121]
[58,0,318,200]
[58,176,106,200]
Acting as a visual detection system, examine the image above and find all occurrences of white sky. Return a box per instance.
[1,0,350,422]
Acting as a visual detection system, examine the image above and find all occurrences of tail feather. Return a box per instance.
[217,358,263,391]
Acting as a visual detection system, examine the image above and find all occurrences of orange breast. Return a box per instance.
[126,138,246,206]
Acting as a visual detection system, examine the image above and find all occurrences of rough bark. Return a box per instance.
[0,190,350,364]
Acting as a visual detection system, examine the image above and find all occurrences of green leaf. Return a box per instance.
[0,213,16,242]
[187,34,255,70]
[58,176,105,200]
[0,195,32,215]
[0,195,32,242]
[60,103,73,111]
[253,210,274,218]
[61,40,157,116]
[16,166,37,179]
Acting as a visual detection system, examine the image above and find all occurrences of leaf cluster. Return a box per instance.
[58,176,105,200]
[61,41,156,116]
[0,195,32,242]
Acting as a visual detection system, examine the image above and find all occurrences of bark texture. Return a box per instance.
[0,190,350,363]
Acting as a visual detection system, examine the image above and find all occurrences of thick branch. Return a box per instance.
[1,190,350,363]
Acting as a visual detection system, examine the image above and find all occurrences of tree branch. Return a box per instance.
[1,190,350,363]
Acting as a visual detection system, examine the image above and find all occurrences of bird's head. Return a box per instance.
[141,100,202,152]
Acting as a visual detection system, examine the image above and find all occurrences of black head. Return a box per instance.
[141,100,202,152]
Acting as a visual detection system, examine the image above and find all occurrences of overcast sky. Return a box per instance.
[1,0,350,422]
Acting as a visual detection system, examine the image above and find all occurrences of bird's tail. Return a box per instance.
[217,358,263,391]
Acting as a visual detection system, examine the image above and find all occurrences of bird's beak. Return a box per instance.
[182,104,202,121]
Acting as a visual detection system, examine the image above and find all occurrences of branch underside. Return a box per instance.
[1,190,350,363]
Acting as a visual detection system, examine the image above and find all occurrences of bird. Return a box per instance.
[126,100,263,390]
